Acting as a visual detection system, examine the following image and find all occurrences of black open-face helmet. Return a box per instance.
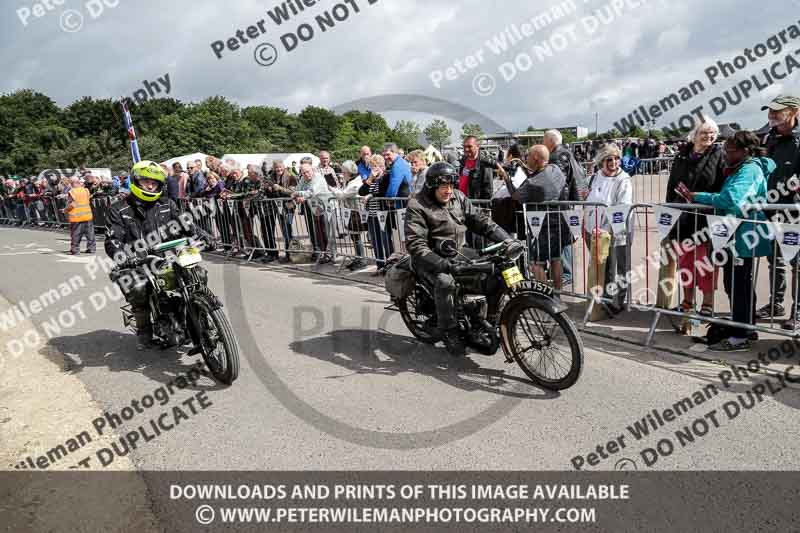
[425,162,459,190]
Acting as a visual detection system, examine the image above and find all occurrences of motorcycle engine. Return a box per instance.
[154,311,184,347]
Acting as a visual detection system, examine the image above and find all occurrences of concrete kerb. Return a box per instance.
[0,292,161,528]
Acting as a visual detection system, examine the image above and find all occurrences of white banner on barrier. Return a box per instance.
[562,209,583,241]
[397,208,407,241]
[377,211,388,229]
[653,205,683,240]
[526,211,547,240]
[605,204,632,237]
[360,210,368,225]
[342,207,351,226]
[707,215,740,250]
[773,222,800,263]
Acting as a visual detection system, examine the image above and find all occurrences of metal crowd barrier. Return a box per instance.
[1,193,123,232]
[326,196,408,270]
[8,189,798,347]
[177,197,331,264]
[623,201,800,344]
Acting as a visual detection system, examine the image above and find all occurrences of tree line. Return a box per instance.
[0,90,475,176]
[1,89,677,177]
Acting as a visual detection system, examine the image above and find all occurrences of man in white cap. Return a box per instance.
[756,95,800,328]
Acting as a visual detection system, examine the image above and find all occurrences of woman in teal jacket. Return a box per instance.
[675,131,775,351]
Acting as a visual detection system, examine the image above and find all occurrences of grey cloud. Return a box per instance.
[2,0,797,134]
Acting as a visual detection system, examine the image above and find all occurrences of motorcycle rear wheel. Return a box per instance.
[398,288,441,344]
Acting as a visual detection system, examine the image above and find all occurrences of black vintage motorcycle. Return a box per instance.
[391,240,583,390]
[111,237,240,385]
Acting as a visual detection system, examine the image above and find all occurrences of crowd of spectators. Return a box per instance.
[2,95,798,351]
[0,168,118,226]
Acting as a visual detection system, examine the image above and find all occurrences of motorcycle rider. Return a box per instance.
[104,160,204,350]
[405,162,517,357]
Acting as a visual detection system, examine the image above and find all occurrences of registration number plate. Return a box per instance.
[177,247,202,267]
[502,266,524,288]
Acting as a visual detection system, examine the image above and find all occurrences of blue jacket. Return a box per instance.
[188,170,207,197]
[694,157,776,258]
[357,159,371,179]
[385,157,412,206]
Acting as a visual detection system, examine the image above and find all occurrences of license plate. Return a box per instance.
[177,247,202,267]
[502,266,524,288]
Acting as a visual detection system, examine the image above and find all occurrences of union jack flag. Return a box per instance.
[120,99,141,163]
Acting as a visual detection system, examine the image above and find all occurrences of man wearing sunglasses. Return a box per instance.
[405,162,517,357]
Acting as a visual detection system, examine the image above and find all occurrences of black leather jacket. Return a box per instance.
[104,195,195,260]
[405,188,509,274]
[458,152,498,200]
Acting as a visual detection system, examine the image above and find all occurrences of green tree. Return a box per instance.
[424,119,452,151]
[342,110,392,139]
[122,97,183,140]
[624,125,646,139]
[242,106,296,151]
[331,118,358,161]
[0,90,63,174]
[156,96,259,156]
[391,120,422,151]
[297,106,340,150]
[62,97,118,139]
[560,130,578,144]
[461,122,484,140]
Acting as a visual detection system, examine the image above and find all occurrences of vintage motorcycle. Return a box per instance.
[389,239,583,390]
[111,237,240,385]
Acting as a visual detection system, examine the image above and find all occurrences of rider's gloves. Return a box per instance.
[488,226,512,243]
[422,252,452,274]
[504,239,525,259]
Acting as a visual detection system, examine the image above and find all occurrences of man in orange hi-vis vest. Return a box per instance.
[63,176,96,255]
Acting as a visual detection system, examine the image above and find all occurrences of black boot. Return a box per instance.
[442,327,466,357]
[134,310,156,351]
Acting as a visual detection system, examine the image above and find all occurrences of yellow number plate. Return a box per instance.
[502,266,524,288]
[177,247,202,267]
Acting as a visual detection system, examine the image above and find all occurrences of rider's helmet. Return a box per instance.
[129,160,166,202]
[424,162,459,190]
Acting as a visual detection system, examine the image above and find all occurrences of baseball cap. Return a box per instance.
[761,95,800,111]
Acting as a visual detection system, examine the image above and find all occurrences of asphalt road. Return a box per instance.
[2,226,800,473]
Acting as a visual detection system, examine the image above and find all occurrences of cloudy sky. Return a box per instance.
[3,0,798,136]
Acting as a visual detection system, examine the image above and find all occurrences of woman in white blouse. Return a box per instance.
[583,143,633,316]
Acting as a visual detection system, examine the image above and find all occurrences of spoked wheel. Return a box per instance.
[500,295,583,390]
[191,294,240,385]
[398,287,441,344]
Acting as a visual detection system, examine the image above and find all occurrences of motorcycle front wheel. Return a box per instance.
[190,294,240,385]
[499,294,583,390]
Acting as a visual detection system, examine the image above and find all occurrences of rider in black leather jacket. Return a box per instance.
[105,160,199,349]
[404,162,512,356]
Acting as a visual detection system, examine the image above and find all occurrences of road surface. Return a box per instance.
[2,226,800,474]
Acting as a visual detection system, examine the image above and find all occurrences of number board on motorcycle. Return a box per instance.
[501,266,524,288]
[528,280,554,297]
[177,248,202,267]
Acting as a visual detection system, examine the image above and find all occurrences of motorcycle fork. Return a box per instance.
[177,266,204,352]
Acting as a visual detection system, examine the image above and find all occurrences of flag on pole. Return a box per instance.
[120,99,141,163]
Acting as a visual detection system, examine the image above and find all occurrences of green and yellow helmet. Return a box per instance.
[130,160,166,202]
